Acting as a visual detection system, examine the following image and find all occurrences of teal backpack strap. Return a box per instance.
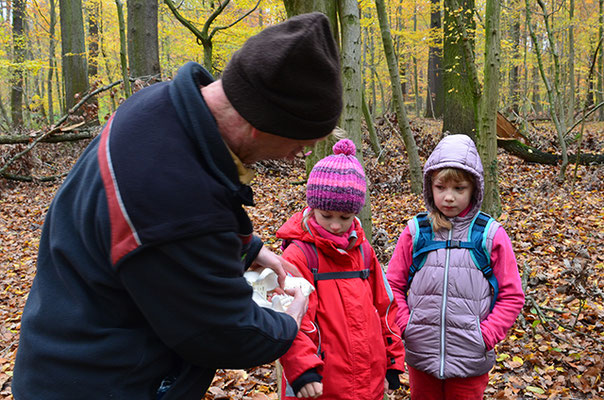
[409,213,436,286]
[409,212,499,310]
[468,212,498,310]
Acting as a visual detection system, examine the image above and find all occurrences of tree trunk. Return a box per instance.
[527,0,570,181]
[127,0,161,81]
[478,0,502,216]
[442,0,476,136]
[425,0,443,119]
[87,0,100,124]
[60,0,89,111]
[508,16,520,115]
[598,0,604,120]
[338,0,373,239]
[412,1,421,118]
[374,0,423,195]
[47,0,57,124]
[363,91,383,161]
[11,0,25,129]
[568,0,575,125]
[116,0,132,98]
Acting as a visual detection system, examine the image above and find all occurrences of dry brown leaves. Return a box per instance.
[1,119,603,399]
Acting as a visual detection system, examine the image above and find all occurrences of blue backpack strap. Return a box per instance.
[409,212,499,310]
[468,212,498,310]
[409,213,435,285]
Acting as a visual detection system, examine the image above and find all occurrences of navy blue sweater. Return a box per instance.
[13,62,298,400]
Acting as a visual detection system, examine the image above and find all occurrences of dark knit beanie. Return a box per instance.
[222,12,342,140]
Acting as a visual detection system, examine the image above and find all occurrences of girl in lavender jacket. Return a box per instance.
[386,134,525,399]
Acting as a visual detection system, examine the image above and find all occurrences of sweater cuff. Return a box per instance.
[386,369,402,391]
[242,236,263,270]
[291,368,322,395]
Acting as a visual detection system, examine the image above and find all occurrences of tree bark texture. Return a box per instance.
[127,0,161,80]
[425,0,443,119]
[11,0,26,128]
[478,0,502,216]
[442,0,476,136]
[60,0,89,111]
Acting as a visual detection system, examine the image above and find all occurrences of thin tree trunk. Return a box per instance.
[568,0,575,124]
[47,0,57,124]
[11,0,25,128]
[598,0,603,120]
[115,0,132,98]
[363,90,383,161]
[425,0,443,118]
[374,0,423,194]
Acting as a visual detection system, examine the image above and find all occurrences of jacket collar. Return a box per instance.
[169,62,254,206]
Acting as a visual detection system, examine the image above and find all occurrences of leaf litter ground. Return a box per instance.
[0,119,602,399]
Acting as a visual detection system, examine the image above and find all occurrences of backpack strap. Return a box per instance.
[289,239,371,286]
[409,212,499,311]
[469,212,499,310]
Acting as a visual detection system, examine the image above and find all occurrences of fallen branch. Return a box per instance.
[498,138,604,165]
[0,172,69,182]
[0,79,124,177]
[0,131,95,145]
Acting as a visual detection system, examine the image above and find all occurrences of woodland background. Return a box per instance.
[0,0,603,399]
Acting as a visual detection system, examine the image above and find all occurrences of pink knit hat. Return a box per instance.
[306,139,366,214]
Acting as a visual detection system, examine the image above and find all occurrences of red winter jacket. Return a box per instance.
[276,211,405,400]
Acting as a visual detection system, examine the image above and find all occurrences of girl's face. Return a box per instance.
[431,175,474,218]
[313,209,355,236]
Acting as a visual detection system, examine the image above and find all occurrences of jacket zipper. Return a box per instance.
[439,229,453,379]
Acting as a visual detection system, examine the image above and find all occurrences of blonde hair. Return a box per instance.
[428,168,476,232]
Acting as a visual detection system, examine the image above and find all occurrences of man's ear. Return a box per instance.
[250,127,260,139]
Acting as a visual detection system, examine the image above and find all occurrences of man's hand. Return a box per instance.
[297,381,323,398]
[283,287,308,330]
[251,246,300,288]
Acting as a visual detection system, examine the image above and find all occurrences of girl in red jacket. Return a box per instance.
[276,139,405,400]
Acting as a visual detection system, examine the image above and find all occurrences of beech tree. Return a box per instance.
[59,0,89,111]
[127,0,161,81]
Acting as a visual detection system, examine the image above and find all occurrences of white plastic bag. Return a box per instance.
[244,268,314,312]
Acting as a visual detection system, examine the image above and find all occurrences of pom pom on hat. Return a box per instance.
[307,139,366,214]
[222,12,342,140]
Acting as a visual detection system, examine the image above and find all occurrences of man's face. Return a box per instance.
[242,130,323,164]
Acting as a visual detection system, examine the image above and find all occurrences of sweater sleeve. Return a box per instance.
[386,226,414,332]
[480,227,526,350]
[118,231,298,368]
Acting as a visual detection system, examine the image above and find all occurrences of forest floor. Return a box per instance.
[0,117,603,399]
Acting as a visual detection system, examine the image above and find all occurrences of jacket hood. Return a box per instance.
[423,134,484,215]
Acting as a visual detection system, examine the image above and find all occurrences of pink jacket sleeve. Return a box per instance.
[480,227,525,350]
[385,227,414,333]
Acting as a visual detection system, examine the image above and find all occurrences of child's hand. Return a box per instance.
[297,381,323,398]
